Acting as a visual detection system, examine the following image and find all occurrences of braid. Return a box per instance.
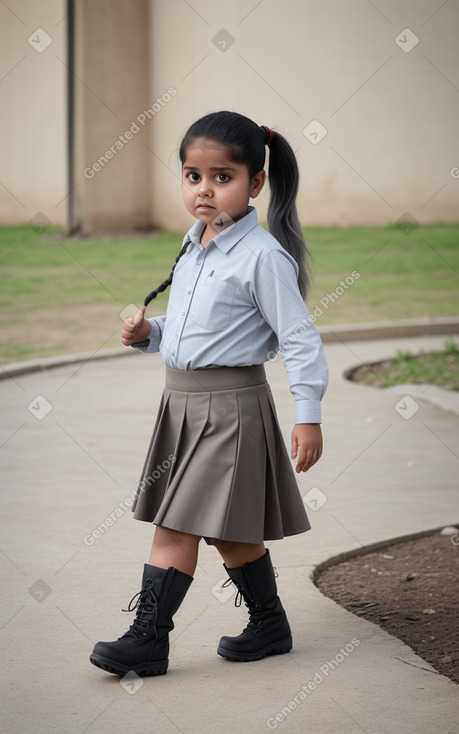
[144,242,189,307]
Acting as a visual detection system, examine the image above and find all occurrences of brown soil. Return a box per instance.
[349,359,402,383]
[347,350,459,391]
[315,531,459,683]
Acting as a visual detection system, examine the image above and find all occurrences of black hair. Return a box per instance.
[144,241,189,307]
[144,110,308,307]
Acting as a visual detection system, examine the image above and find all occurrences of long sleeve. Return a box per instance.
[252,250,328,423]
[131,315,166,354]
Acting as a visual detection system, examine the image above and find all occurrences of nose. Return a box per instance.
[197,177,212,197]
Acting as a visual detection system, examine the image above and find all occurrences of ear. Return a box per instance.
[249,170,266,199]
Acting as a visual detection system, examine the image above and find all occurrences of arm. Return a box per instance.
[253,251,329,471]
[121,306,166,353]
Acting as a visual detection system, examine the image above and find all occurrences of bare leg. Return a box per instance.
[213,539,266,569]
[149,526,201,577]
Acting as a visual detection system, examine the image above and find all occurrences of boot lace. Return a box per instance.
[222,566,279,631]
[222,578,265,630]
[121,577,158,639]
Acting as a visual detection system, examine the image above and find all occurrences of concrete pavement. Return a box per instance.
[1,332,458,733]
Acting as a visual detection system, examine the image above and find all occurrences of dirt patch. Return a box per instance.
[347,345,459,390]
[315,530,459,683]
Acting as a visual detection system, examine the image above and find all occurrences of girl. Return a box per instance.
[90,111,328,677]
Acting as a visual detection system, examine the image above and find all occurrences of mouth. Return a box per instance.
[196,203,215,210]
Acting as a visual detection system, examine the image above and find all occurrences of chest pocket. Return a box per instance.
[191,276,236,331]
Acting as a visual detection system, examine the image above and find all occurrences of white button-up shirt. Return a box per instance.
[138,206,328,423]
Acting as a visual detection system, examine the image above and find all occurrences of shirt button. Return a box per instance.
[175,334,178,338]
[172,351,176,356]
[181,312,185,317]
[187,290,191,295]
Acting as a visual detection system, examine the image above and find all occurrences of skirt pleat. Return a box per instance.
[131,365,311,544]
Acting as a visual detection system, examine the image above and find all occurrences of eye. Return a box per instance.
[187,172,200,182]
[216,173,230,183]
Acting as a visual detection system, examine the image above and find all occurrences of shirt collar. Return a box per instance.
[182,206,259,253]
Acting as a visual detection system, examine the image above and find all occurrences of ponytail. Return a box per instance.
[144,242,188,307]
[265,131,309,299]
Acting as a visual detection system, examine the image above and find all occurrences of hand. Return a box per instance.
[121,306,152,346]
[291,423,323,473]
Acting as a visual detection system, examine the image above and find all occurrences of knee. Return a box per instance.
[155,526,201,549]
[213,539,238,554]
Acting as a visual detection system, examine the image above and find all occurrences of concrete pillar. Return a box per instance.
[69,0,151,234]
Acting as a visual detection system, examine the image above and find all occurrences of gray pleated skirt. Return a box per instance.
[131,364,311,544]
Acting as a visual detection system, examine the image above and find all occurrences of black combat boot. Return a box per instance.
[217,549,292,662]
[90,564,193,676]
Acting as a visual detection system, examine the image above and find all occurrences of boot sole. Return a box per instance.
[217,636,292,662]
[90,653,168,677]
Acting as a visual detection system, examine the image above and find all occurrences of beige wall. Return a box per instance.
[71,0,152,234]
[0,0,67,228]
[1,0,458,230]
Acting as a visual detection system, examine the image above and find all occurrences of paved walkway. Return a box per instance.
[1,334,458,734]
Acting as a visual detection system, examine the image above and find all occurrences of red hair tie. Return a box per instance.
[261,125,274,146]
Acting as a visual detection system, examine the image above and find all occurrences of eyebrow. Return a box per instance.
[183,165,238,172]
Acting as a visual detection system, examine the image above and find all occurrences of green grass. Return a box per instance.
[353,340,459,390]
[306,222,459,323]
[0,221,458,362]
[0,226,180,312]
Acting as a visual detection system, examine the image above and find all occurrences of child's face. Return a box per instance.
[182,138,265,229]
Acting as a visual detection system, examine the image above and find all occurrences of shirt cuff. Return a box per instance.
[295,400,322,424]
[130,339,150,352]
[130,318,162,354]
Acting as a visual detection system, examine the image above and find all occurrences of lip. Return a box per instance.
[196,204,214,210]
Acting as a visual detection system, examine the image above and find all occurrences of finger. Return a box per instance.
[123,318,135,331]
[134,306,146,326]
[295,446,308,472]
[291,435,298,459]
[300,448,321,473]
[304,451,317,472]
[121,329,134,342]
[296,447,317,473]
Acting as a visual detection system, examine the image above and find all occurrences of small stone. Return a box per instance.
[423,608,436,614]
[405,613,422,621]
[349,599,377,608]
[440,655,452,664]
[382,554,393,559]
[440,526,458,536]
[371,568,377,573]
[380,616,390,622]
[404,573,416,581]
